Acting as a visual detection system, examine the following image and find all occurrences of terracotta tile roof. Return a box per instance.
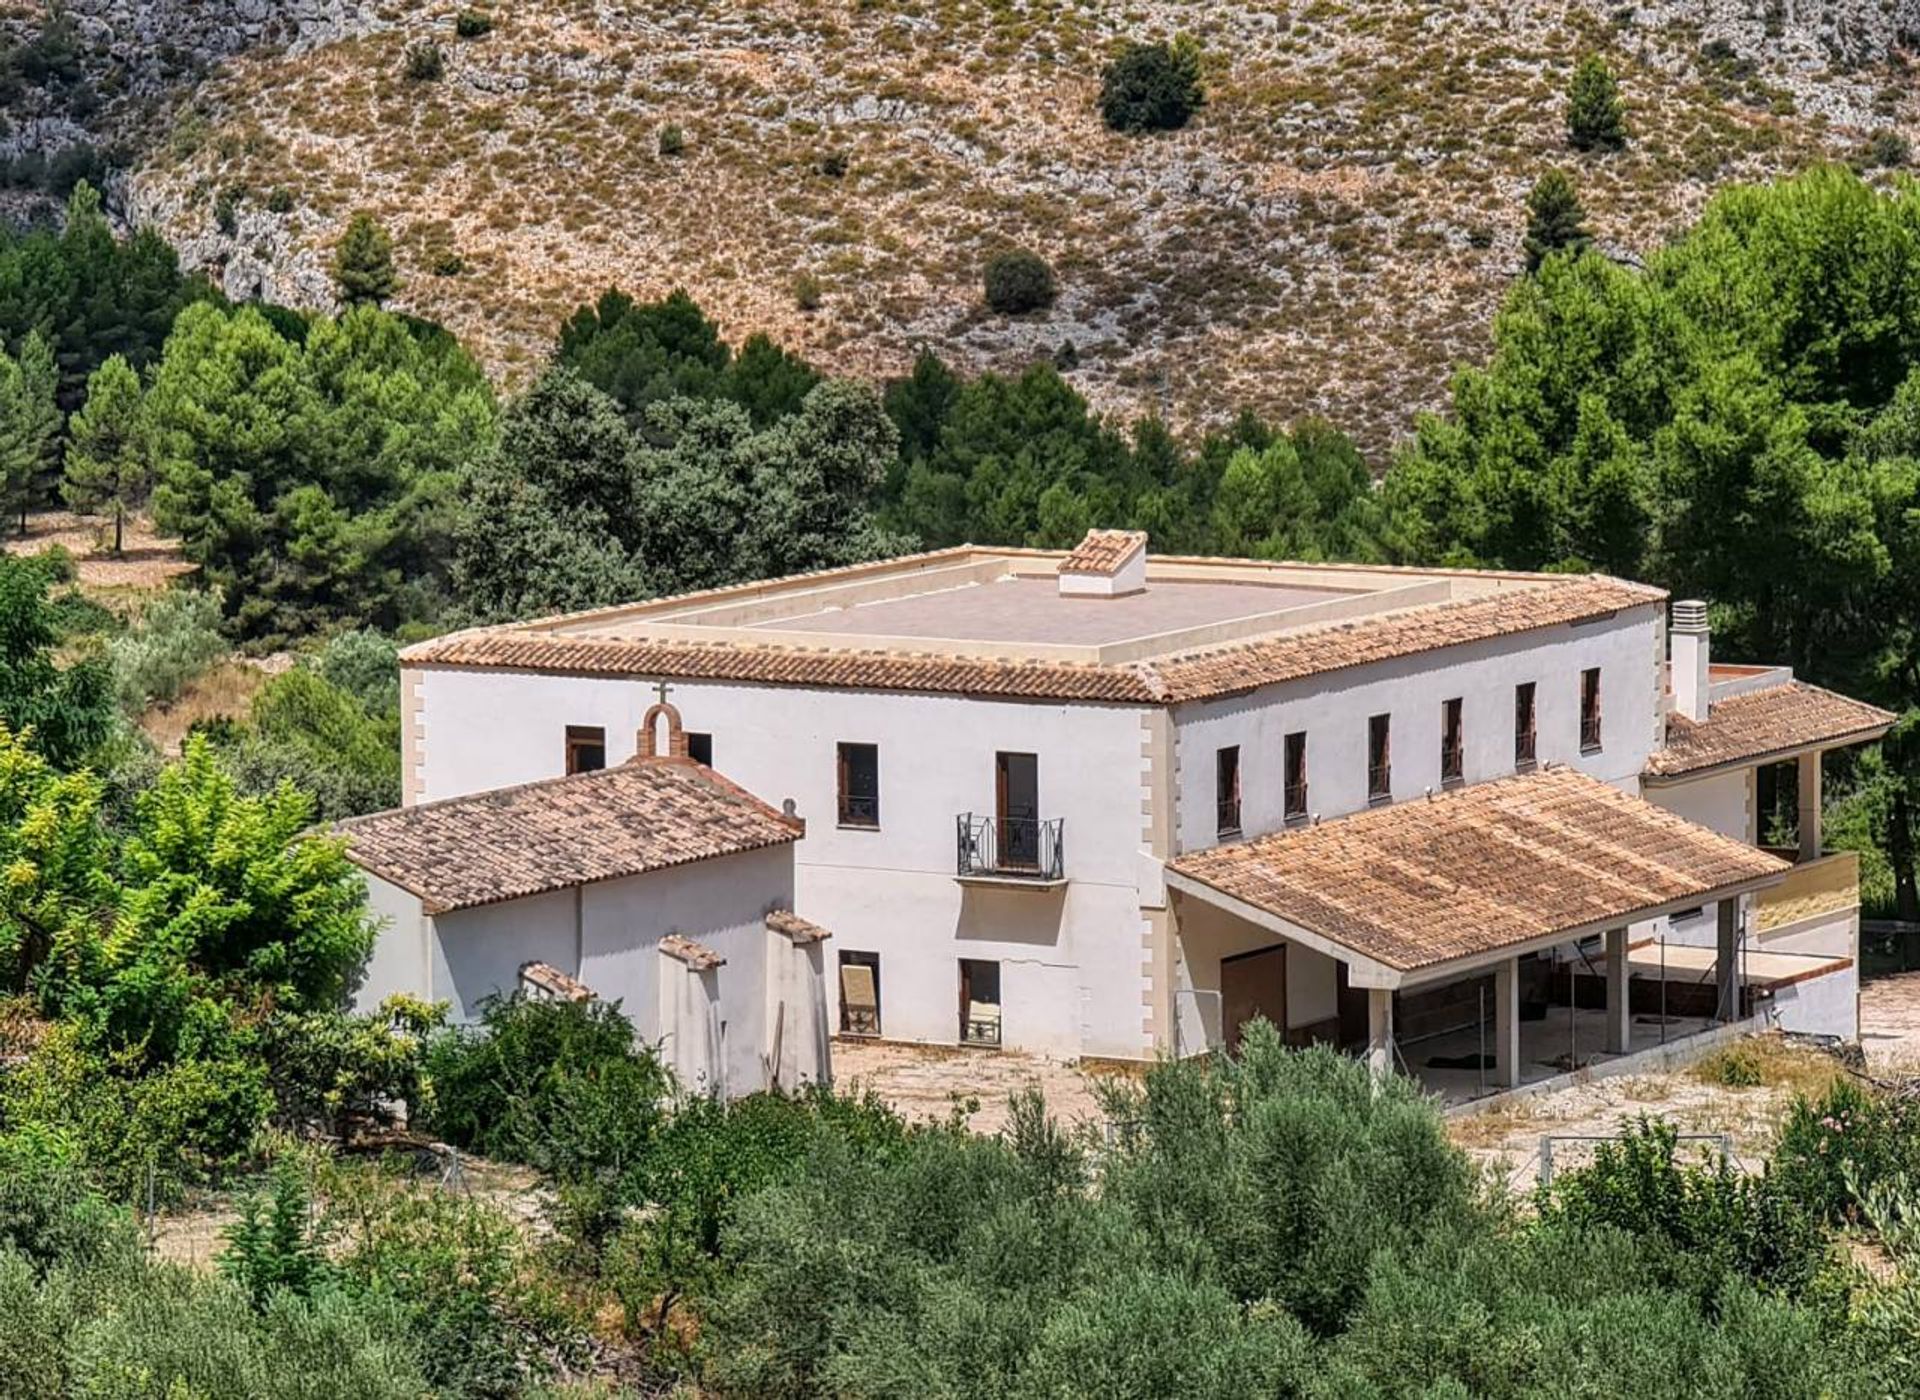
[519,961,594,1002]
[1169,766,1785,976]
[766,909,832,944]
[404,576,1661,707]
[1059,529,1147,575]
[1645,681,1895,781]
[340,757,801,914]
[660,934,726,970]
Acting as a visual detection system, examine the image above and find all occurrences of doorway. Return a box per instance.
[996,751,1039,870]
[1220,944,1287,1053]
[959,959,1002,1046]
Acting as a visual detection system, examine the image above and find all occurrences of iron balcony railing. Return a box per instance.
[957,813,1065,881]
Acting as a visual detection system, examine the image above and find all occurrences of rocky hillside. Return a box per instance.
[19,0,1920,451]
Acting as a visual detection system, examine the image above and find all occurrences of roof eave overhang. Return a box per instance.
[1165,866,1788,991]
[1642,722,1893,787]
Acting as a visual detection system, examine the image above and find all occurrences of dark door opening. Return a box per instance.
[839,951,880,1035]
[1220,944,1287,1054]
[996,751,1039,869]
[960,958,1002,1046]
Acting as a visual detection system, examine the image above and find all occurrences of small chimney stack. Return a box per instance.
[1670,599,1710,722]
[1057,529,1148,598]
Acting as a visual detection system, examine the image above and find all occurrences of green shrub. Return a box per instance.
[220,1159,332,1309]
[403,41,445,82]
[455,10,493,39]
[108,586,229,712]
[1771,1079,1915,1225]
[0,1127,128,1270]
[1864,128,1912,169]
[260,998,445,1140]
[315,629,401,715]
[659,124,686,156]
[792,271,823,311]
[984,248,1058,314]
[1536,1118,1830,1300]
[1099,38,1204,133]
[1567,53,1628,151]
[266,187,295,214]
[421,995,671,1180]
[219,665,402,820]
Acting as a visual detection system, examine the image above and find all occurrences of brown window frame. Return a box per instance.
[1514,682,1538,770]
[1580,667,1603,753]
[1367,714,1391,804]
[837,741,880,827]
[1216,745,1242,837]
[1440,698,1464,786]
[564,724,606,775]
[1283,731,1309,823]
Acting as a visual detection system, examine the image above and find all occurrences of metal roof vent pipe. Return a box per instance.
[1670,599,1711,723]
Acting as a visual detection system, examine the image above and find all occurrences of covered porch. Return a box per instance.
[1164,765,1796,1102]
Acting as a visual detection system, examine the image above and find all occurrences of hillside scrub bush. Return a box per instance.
[1522,168,1591,273]
[983,248,1058,314]
[455,10,493,39]
[219,664,403,820]
[109,586,229,712]
[1099,38,1204,133]
[403,40,446,82]
[0,1127,128,1270]
[316,628,402,714]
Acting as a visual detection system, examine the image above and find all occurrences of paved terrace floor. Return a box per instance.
[748,575,1358,646]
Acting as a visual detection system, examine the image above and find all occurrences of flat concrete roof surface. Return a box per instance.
[745,575,1359,647]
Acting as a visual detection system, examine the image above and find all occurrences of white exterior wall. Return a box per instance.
[410,668,1153,1057]
[1647,770,1754,844]
[1170,605,1662,852]
[1769,959,1859,1038]
[353,844,795,1095]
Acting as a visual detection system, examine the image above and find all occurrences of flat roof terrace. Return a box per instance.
[560,552,1467,665]
[747,575,1361,648]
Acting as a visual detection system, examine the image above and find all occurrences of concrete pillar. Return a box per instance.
[1716,899,1740,1023]
[1798,750,1823,863]
[1604,927,1630,1054]
[1494,957,1521,1087]
[1366,988,1395,1082]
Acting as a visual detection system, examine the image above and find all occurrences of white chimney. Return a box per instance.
[1670,599,1710,722]
[1057,529,1148,598]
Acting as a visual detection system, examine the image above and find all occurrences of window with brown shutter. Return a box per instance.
[1440,698,1464,786]
[1367,714,1391,804]
[1580,668,1603,752]
[1283,731,1308,822]
[1514,682,1537,770]
[565,725,606,775]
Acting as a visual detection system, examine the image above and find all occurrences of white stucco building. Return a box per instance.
[340,704,833,1098]
[383,529,1890,1099]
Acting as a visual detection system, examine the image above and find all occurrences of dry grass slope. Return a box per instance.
[131,0,1918,452]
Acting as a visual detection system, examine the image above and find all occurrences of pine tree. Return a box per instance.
[1523,169,1593,273]
[63,354,149,553]
[0,334,60,535]
[332,212,399,308]
[1566,54,1627,152]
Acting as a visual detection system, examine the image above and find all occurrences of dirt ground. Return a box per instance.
[831,1039,1124,1137]
[3,510,192,591]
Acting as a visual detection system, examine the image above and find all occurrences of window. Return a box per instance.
[1216,745,1242,836]
[837,742,880,827]
[1440,698,1464,785]
[1514,682,1537,770]
[959,959,1001,1046]
[1367,714,1391,804]
[687,731,713,766]
[1283,731,1308,822]
[1580,667,1603,752]
[839,951,880,1035]
[565,725,606,775]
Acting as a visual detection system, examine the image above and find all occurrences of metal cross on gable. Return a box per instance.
[652,679,674,706]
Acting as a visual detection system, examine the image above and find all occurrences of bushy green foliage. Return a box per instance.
[1099,38,1205,133]
[455,11,494,39]
[404,41,447,82]
[0,1126,128,1270]
[983,248,1058,314]
[221,1159,332,1308]
[260,997,445,1140]
[422,995,672,1178]
[61,352,152,552]
[145,301,495,642]
[1771,1079,1919,1225]
[1567,53,1628,151]
[219,663,402,819]
[109,586,229,712]
[1535,1119,1831,1302]
[453,366,908,621]
[316,627,401,713]
[0,554,113,768]
[0,328,60,527]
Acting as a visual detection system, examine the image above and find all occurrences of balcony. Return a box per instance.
[956,813,1066,888]
[1756,851,1860,937]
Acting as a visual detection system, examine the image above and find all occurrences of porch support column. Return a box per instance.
[1798,750,1823,863]
[1366,988,1395,1083]
[1494,957,1520,1088]
[1604,926,1631,1054]
[1716,898,1740,1023]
